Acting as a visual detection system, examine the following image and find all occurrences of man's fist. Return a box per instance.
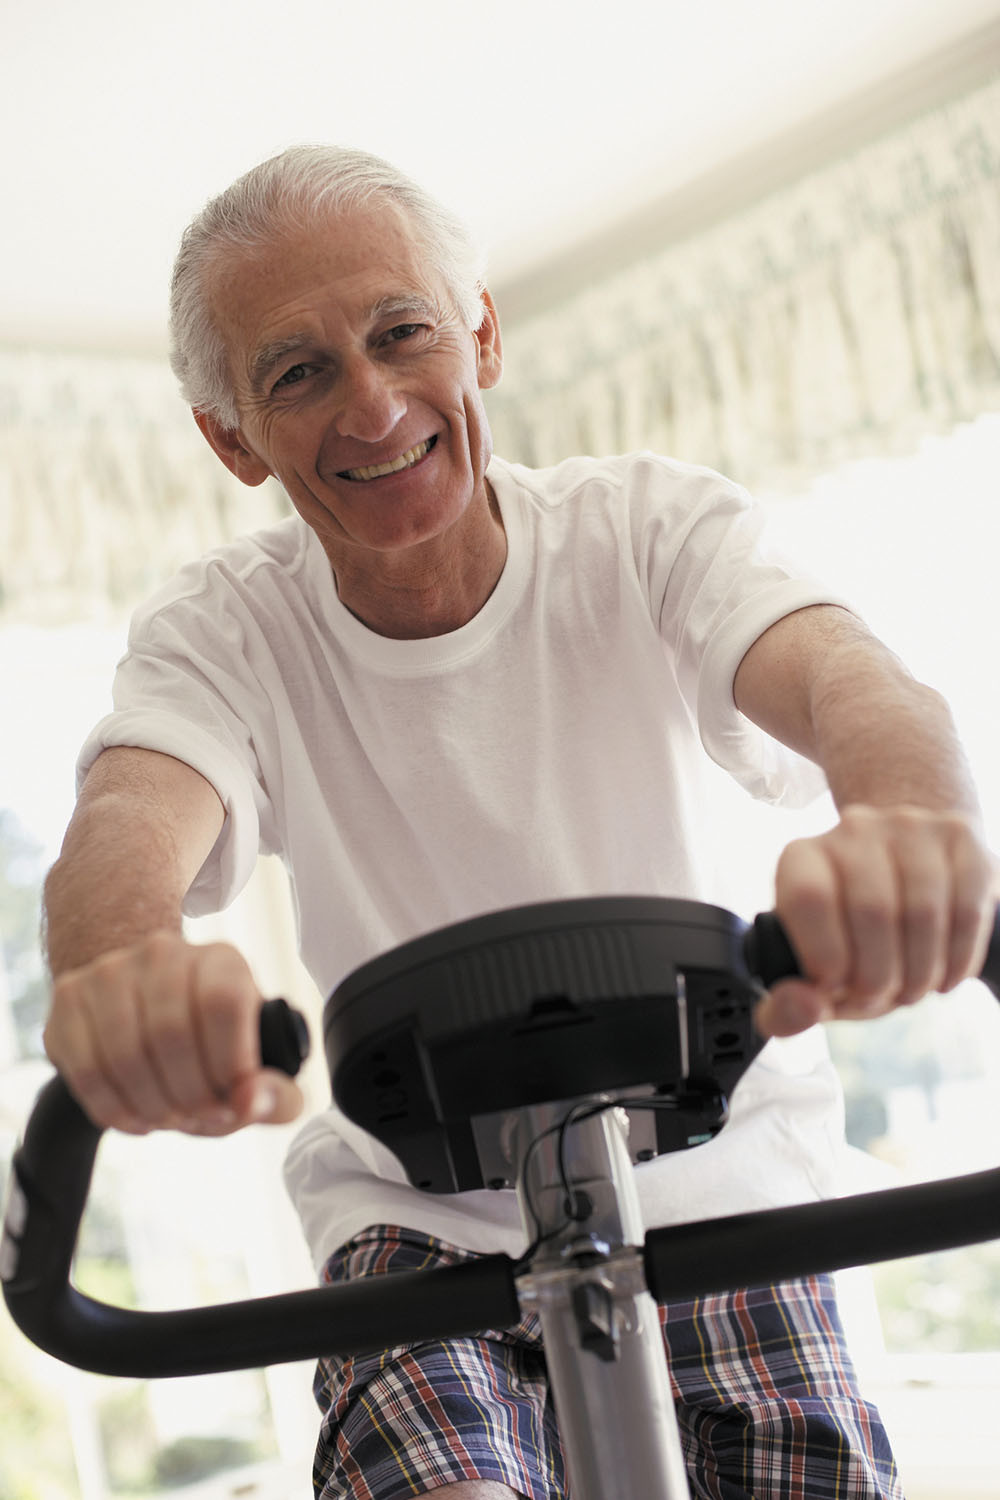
[44,932,304,1134]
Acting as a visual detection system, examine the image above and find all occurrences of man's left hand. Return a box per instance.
[754,805,997,1037]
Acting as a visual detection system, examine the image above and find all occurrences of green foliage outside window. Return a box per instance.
[0,1314,79,1500]
[827,992,1000,1357]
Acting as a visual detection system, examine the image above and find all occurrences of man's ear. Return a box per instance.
[474,290,503,391]
[193,410,272,487]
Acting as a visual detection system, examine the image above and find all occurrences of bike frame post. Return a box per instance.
[512,1100,691,1500]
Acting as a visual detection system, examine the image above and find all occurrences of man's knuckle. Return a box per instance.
[903,899,941,935]
[95,1031,131,1069]
[51,970,89,1015]
[849,972,887,1004]
[776,835,810,867]
[51,968,76,1000]
[951,899,983,939]
[851,896,896,933]
[891,804,926,829]
[41,1023,59,1065]
[196,981,245,1027]
[93,942,127,971]
[151,1014,193,1056]
[781,879,831,924]
[63,1060,107,1104]
[134,931,186,974]
[838,805,879,835]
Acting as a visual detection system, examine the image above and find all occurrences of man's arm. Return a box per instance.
[733,604,996,1036]
[43,746,302,1133]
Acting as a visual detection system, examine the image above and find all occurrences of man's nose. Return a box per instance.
[334,356,406,442]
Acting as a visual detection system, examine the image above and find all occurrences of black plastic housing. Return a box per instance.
[324,897,765,1191]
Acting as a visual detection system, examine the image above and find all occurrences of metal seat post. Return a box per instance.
[512,1099,691,1500]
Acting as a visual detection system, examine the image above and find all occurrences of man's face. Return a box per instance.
[201,201,502,565]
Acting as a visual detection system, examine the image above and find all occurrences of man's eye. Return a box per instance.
[385,323,420,343]
[273,362,312,391]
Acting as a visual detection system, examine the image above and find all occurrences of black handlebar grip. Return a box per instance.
[1,991,519,1378]
[258,997,311,1075]
[742,912,799,990]
[744,907,1000,1003]
[1,999,309,1360]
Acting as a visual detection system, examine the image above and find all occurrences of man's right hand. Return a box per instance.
[43,932,304,1135]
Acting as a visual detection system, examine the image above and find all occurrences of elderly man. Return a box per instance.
[43,146,993,1500]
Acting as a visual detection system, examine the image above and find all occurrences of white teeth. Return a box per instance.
[345,439,432,482]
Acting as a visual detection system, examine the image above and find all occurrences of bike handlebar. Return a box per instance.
[746,909,1000,1005]
[4,911,1000,1378]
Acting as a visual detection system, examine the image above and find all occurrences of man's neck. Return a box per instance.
[327,485,508,640]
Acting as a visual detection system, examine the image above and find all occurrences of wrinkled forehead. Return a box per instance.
[207,198,440,335]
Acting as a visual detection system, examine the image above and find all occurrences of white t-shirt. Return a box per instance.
[80,452,848,1269]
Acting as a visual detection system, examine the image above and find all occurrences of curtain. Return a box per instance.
[485,74,1000,494]
[0,350,289,625]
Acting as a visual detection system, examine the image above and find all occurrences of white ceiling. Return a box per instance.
[2,0,998,354]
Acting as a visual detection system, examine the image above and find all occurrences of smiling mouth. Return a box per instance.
[339,435,437,482]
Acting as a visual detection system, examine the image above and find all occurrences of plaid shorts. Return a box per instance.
[313,1225,903,1500]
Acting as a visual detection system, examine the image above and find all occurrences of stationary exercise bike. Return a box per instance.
[5,896,1000,1500]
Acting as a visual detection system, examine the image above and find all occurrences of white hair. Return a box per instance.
[169,144,489,430]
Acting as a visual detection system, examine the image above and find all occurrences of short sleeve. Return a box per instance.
[632,454,851,806]
[76,589,275,917]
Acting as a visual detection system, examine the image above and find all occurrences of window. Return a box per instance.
[758,412,1000,1500]
[0,626,323,1500]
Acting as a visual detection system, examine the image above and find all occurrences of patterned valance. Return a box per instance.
[0,352,288,624]
[485,74,1000,493]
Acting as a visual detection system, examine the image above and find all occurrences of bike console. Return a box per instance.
[324,897,766,1192]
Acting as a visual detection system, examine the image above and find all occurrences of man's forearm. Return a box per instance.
[807,640,982,819]
[41,748,300,1135]
[43,747,225,977]
[735,605,982,818]
[735,605,994,1034]
[44,796,188,976]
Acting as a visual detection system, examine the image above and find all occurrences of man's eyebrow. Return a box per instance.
[366,292,440,324]
[248,334,314,394]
